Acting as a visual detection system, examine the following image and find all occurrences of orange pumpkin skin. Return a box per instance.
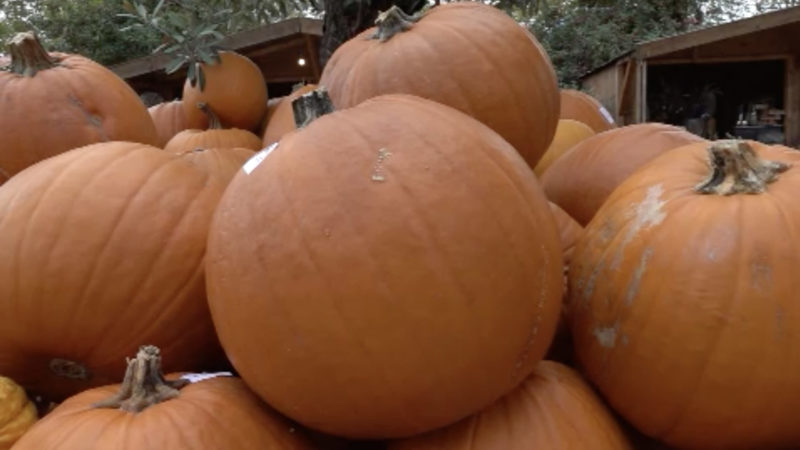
[319,2,559,168]
[183,51,268,132]
[542,123,705,225]
[388,361,632,450]
[559,89,616,133]
[0,142,226,401]
[179,147,256,185]
[0,33,158,183]
[164,126,263,154]
[262,84,318,147]
[206,94,563,439]
[534,119,595,176]
[12,375,311,450]
[569,141,800,449]
[148,100,208,148]
[550,201,583,264]
[0,376,37,450]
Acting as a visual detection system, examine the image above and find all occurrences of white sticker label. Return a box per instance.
[599,106,615,124]
[180,371,234,383]
[242,142,279,175]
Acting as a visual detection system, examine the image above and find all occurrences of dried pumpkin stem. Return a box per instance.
[292,87,334,129]
[197,102,223,130]
[370,5,420,42]
[93,345,187,413]
[695,140,789,195]
[8,31,57,77]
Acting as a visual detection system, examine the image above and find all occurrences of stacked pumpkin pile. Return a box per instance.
[1,3,799,450]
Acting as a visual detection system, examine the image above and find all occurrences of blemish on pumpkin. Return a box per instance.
[593,324,619,349]
[750,260,772,293]
[610,184,666,270]
[371,148,393,182]
[49,358,91,380]
[580,260,604,305]
[68,94,108,141]
[513,244,549,373]
[625,247,653,305]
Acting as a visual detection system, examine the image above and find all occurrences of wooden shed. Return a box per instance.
[111,17,322,105]
[580,6,800,147]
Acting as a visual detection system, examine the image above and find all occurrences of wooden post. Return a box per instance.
[785,56,800,148]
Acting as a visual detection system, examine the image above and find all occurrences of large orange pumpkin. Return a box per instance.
[148,100,208,147]
[560,89,616,133]
[206,93,563,439]
[165,103,263,154]
[12,346,311,449]
[388,361,631,450]
[534,119,595,176]
[569,140,800,449]
[0,376,37,450]
[319,3,559,167]
[0,142,226,401]
[0,32,158,183]
[262,83,318,147]
[542,123,705,225]
[183,51,268,132]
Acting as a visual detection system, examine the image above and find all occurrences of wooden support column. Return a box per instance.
[785,55,800,148]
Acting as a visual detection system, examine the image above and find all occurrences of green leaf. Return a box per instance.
[153,0,167,18]
[135,2,148,19]
[197,65,206,91]
[165,56,187,74]
[187,60,197,83]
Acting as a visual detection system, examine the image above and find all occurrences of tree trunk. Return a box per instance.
[319,0,428,69]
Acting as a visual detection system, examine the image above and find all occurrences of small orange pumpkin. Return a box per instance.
[388,361,632,450]
[12,346,312,449]
[183,51,268,132]
[534,119,595,176]
[165,103,263,154]
[262,83,318,147]
[148,100,208,147]
[559,89,616,133]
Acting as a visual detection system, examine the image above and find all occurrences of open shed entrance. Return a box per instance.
[646,59,786,144]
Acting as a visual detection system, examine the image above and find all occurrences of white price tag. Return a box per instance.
[599,106,615,124]
[242,142,279,175]
[180,371,234,383]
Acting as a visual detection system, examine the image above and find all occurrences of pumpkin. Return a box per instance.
[12,346,312,449]
[388,361,631,450]
[542,123,705,225]
[0,376,37,450]
[0,142,226,401]
[148,100,208,148]
[559,89,616,133]
[206,92,563,439]
[165,103,263,154]
[259,96,285,137]
[0,32,158,184]
[569,140,800,449]
[179,147,256,185]
[262,83,318,147]
[534,119,595,176]
[183,51,268,132]
[319,3,559,168]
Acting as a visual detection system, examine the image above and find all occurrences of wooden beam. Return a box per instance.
[635,6,800,60]
[647,54,794,65]
[785,56,800,148]
[304,35,321,81]
[617,58,633,118]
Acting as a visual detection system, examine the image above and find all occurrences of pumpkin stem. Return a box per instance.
[370,6,420,42]
[197,102,223,130]
[92,345,188,413]
[8,31,57,77]
[695,140,789,195]
[292,87,334,129]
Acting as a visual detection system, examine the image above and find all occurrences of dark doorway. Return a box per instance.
[647,60,785,143]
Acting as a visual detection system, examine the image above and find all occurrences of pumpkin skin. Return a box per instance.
[165,125,263,154]
[183,51,268,132]
[206,94,563,439]
[262,83,318,147]
[148,100,208,148]
[0,32,158,184]
[0,376,37,450]
[388,361,631,450]
[12,375,311,449]
[559,89,616,133]
[179,147,256,185]
[320,2,559,167]
[542,123,705,225]
[0,142,226,401]
[534,119,595,176]
[569,140,800,449]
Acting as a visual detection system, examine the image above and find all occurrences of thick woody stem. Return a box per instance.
[694,140,789,195]
[197,102,223,130]
[8,31,57,77]
[93,345,188,413]
[369,6,420,42]
[292,87,334,129]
